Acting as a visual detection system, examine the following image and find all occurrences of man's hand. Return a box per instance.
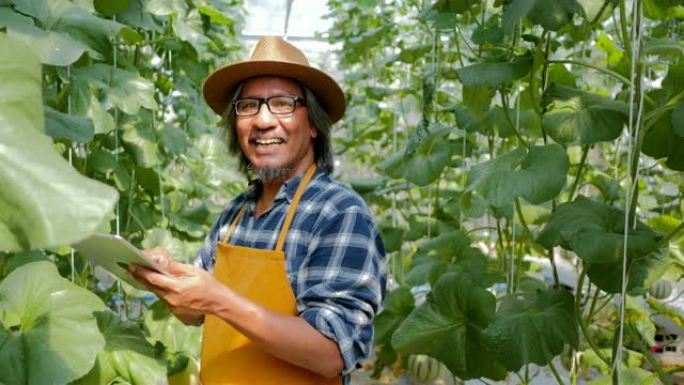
[128,247,226,326]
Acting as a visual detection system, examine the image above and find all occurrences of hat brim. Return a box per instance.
[203,60,346,123]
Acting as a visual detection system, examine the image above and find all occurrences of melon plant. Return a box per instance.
[326,0,684,383]
[0,0,244,383]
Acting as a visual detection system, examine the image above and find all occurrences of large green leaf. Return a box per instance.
[74,311,166,385]
[503,0,580,34]
[71,64,156,115]
[46,0,123,59]
[642,89,684,171]
[44,106,94,143]
[0,261,106,385]
[542,83,629,144]
[587,248,670,294]
[456,56,532,88]
[391,272,507,380]
[378,125,454,186]
[93,0,130,16]
[143,301,202,357]
[537,198,662,265]
[0,9,86,66]
[465,144,569,218]
[483,289,578,371]
[374,288,415,345]
[0,30,43,133]
[0,35,118,251]
[406,231,471,286]
[12,0,48,23]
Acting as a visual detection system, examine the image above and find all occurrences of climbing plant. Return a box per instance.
[0,0,244,384]
[326,0,684,384]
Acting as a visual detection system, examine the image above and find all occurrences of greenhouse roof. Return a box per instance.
[240,0,339,77]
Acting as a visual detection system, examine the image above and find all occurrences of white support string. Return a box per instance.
[113,15,120,237]
[66,64,76,283]
[613,1,644,382]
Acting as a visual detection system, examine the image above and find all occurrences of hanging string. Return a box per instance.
[612,1,644,382]
[113,15,121,237]
[65,64,76,283]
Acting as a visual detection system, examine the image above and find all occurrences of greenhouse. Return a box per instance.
[1,0,683,385]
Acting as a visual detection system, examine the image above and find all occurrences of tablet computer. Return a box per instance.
[72,233,170,290]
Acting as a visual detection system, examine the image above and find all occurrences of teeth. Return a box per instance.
[255,139,284,145]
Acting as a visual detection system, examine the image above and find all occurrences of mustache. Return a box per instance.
[248,133,288,143]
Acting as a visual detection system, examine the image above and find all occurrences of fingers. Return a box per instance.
[143,247,173,268]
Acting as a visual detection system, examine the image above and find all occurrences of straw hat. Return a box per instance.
[203,36,346,123]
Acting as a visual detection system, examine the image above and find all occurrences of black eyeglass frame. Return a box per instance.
[232,95,307,116]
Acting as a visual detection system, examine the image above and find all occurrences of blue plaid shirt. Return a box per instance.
[195,170,387,380]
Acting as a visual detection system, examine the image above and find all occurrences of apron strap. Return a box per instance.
[220,163,317,249]
[275,163,317,252]
[221,203,248,244]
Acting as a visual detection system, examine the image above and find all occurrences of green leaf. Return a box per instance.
[72,64,156,115]
[143,301,202,357]
[537,198,662,265]
[74,311,166,385]
[587,247,669,294]
[483,289,578,371]
[391,272,507,380]
[93,0,129,16]
[0,30,43,134]
[173,12,210,57]
[46,0,123,59]
[142,228,190,263]
[671,100,684,137]
[466,144,569,218]
[663,63,684,96]
[456,56,532,88]
[0,35,118,251]
[379,125,453,186]
[463,85,493,120]
[11,0,48,24]
[145,0,186,16]
[44,106,94,143]
[542,83,629,144]
[0,261,106,385]
[374,288,415,345]
[0,8,87,66]
[197,5,234,26]
[122,123,161,168]
[159,125,189,156]
[503,0,580,34]
[642,91,684,171]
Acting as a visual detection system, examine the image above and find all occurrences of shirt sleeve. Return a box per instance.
[296,205,387,375]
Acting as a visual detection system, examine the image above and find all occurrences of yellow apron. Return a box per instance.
[200,164,342,385]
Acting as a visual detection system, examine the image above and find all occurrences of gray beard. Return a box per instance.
[247,164,294,183]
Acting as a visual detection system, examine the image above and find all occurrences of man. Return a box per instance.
[130,36,387,385]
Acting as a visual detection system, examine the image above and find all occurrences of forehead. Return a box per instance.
[240,76,302,97]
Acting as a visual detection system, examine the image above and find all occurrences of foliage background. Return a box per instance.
[1,0,684,384]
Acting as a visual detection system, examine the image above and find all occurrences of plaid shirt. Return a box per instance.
[195,170,387,380]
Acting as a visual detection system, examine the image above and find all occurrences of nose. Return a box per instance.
[253,102,277,129]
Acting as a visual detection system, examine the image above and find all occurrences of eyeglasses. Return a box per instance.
[233,95,306,116]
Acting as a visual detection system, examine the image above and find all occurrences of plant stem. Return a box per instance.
[619,0,633,59]
[625,324,672,385]
[548,360,565,385]
[568,145,590,202]
[547,60,632,86]
[576,265,612,366]
[590,0,613,25]
[501,92,529,147]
